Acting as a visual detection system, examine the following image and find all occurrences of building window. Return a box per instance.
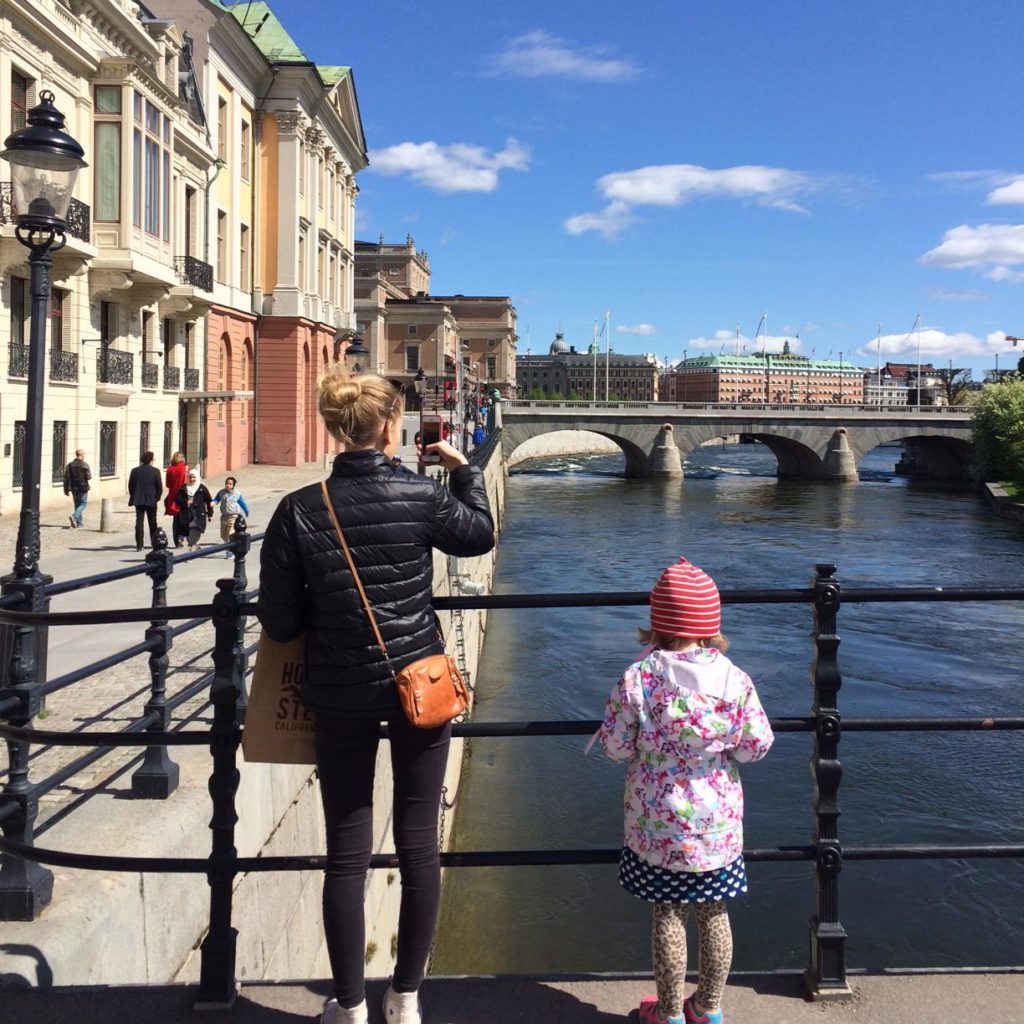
[406,345,420,372]
[11,70,32,131]
[185,322,194,367]
[298,141,305,194]
[162,317,174,366]
[298,228,306,289]
[217,97,228,162]
[133,91,171,237]
[13,420,26,487]
[163,420,174,465]
[142,310,155,361]
[239,224,250,290]
[100,301,118,345]
[99,421,117,477]
[50,288,66,351]
[140,420,150,462]
[52,419,67,483]
[93,86,121,222]
[240,118,251,179]
[407,324,418,335]
[318,156,325,209]
[10,276,28,347]
[216,210,227,283]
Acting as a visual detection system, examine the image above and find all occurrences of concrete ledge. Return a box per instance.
[985,483,1024,521]
[3,971,1024,1024]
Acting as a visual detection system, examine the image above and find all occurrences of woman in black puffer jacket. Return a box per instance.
[258,370,494,1024]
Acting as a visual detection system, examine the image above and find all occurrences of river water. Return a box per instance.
[434,442,1024,974]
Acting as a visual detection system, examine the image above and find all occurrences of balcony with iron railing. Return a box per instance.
[0,182,91,243]
[173,255,214,292]
[184,367,200,391]
[163,365,181,391]
[142,362,159,389]
[97,347,134,386]
[7,342,28,378]
[49,349,78,383]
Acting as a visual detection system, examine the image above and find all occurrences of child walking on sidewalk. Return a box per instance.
[596,557,774,1024]
[213,476,251,555]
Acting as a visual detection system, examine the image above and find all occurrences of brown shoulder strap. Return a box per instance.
[320,480,392,667]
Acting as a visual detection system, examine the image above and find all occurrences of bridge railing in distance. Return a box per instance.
[504,400,972,414]
[1,543,1022,1001]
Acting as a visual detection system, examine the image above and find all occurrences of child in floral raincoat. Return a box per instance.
[597,557,774,1024]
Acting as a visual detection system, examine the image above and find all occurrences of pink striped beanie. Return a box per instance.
[649,557,721,638]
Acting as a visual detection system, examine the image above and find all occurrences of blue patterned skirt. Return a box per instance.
[619,847,747,904]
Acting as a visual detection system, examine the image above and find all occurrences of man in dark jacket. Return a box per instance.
[63,448,91,529]
[128,451,164,551]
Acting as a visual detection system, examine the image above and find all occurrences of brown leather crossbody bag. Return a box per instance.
[320,481,469,729]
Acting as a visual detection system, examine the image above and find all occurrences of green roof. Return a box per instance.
[228,1,307,63]
[317,65,350,87]
[686,354,861,371]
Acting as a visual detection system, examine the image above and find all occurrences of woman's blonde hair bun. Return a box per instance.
[318,365,402,448]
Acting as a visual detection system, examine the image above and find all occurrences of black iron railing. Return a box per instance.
[97,347,133,385]
[174,255,214,292]
[142,361,159,389]
[163,365,181,391]
[1,184,90,243]
[7,342,29,378]
[49,349,78,383]
[184,367,200,391]
[1,440,1021,1004]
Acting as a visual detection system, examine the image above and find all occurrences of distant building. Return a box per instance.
[353,237,517,408]
[666,344,865,404]
[876,363,943,406]
[516,334,659,400]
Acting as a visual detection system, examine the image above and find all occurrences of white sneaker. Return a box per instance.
[320,998,367,1024]
[382,985,422,1024]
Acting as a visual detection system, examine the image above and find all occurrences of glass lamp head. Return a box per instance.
[1,91,86,229]
[344,333,370,375]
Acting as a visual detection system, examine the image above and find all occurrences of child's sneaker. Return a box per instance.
[638,995,684,1024]
[382,983,422,1024]
[683,995,723,1024]
[319,998,367,1024]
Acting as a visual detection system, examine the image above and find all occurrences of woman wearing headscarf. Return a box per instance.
[164,451,190,548]
[173,469,214,551]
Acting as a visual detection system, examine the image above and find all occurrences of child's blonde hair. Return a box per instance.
[317,367,403,447]
[637,626,730,653]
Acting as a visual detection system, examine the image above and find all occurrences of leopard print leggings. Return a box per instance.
[652,901,733,1018]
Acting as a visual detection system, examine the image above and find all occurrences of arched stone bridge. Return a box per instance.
[498,401,975,481]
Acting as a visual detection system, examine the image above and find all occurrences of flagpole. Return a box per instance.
[915,312,922,410]
[592,319,598,402]
[604,309,611,401]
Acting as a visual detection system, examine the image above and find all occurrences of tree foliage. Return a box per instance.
[971,376,1024,484]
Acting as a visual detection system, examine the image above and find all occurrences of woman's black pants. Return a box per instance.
[315,712,452,1009]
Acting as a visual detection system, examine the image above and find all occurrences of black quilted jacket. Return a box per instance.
[257,450,495,716]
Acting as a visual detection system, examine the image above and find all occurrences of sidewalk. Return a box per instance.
[4,971,1024,1023]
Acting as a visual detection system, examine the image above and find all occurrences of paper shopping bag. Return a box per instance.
[241,632,317,764]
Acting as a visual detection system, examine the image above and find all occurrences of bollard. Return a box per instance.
[99,497,116,532]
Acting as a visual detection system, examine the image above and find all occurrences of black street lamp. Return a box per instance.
[0,91,86,919]
[344,332,370,376]
[413,366,427,408]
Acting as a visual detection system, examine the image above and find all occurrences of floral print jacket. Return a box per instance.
[598,647,774,873]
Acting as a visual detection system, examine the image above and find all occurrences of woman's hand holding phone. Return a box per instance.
[421,439,468,470]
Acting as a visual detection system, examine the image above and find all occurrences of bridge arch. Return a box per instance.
[678,425,825,480]
[851,431,974,481]
[505,426,649,477]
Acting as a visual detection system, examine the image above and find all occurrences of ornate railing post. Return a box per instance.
[197,578,242,1007]
[806,562,850,997]
[131,528,179,798]
[230,516,251,716]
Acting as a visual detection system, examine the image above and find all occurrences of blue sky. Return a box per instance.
[271,0,1024,377]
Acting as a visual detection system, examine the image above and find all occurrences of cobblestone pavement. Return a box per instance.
[0,461,336,825]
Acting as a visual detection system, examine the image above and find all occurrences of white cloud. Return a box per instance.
[684,330,804,356]
[368,138,529,193]
[920,223,1024,282]
[987,177,1024,205]
[857,328,1010,360]
[563,200,638,240]
[566,163,821,238]
[617,323,659,335]
[487,30,640,82]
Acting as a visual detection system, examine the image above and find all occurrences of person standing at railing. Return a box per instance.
[163,451,189,548]
[594,557,774,1024]
[258,368,494,1024]
[63,448,91,529]
[127,451,163,552]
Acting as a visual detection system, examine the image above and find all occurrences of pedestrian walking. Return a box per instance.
[127,452,163,551]
[258,369,494,1024]
[472,422,486,447]
[63,448,91,529]
[173,470,214,551]
[164,451,189,548]
[213,476,251,557]
[594,557,774,1024]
